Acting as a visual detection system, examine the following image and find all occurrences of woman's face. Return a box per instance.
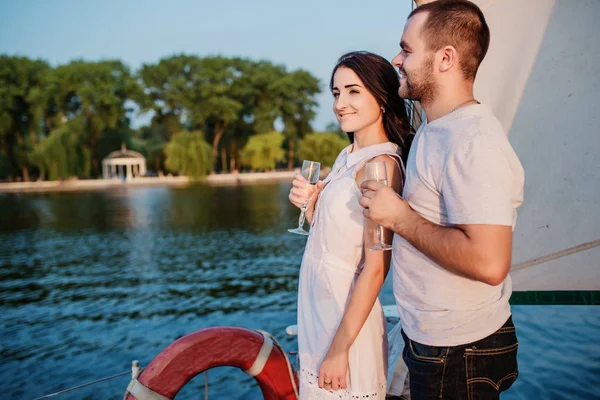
[332,67,382,134]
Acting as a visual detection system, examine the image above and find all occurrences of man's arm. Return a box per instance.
[361,133,521,286]
[391,204,512,285]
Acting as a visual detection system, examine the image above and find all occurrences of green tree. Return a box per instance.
[226,59,288,172]
[298,132,349,168]
[42,60,143,177]
[275,70,321,169]
[0,149,9,178]
[0,54,322,180]
[29,119,91,180]
[136,124,169,173]
[138,54,195,136]
[0,56,51,180]
[241,131,285,171]
[190,57,243,171]
[219,118,254,173]
[164,130,212,177]
[139,55,243,172]
[139,56,321,173]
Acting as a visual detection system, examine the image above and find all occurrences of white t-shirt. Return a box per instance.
[392,104,525,346]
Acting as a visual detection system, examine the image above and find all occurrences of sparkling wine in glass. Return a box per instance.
[364,161,392,251]
[288,160,321,235]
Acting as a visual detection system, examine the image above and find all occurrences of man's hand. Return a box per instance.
[318,346,349,391]
[359,180,412,230]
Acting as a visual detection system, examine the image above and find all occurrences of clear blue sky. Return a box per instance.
[0,0,413,130]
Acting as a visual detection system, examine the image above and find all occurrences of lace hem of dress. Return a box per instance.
[299,368,387,400]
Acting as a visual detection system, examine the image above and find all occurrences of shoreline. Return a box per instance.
[0,171,307,194]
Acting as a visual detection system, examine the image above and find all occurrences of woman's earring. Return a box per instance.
[381,106,386,114]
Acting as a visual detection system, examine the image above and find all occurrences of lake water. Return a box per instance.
[1,184,598,399]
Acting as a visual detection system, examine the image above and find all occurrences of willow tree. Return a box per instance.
[298,132,349,168]
[164,130,213,178]
[29,119,91,180]
[241,131,285,171]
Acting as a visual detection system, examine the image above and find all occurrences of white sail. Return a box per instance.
[469,0,600,291]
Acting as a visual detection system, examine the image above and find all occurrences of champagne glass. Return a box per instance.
[288,160,321,235]
[364,161,393,251]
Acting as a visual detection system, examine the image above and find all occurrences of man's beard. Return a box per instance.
[399,56,437,104]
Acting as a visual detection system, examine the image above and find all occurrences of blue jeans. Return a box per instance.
[402,316,519,400]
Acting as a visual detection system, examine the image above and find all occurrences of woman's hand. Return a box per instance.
[289,174,323,209]
[318,346,349,391]
[288,174,324,223]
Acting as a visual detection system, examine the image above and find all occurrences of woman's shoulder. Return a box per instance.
[367,141,400,156]
[367,142,402,162]
[368,153,403,173]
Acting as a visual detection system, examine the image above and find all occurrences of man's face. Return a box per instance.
[392,12,437,104]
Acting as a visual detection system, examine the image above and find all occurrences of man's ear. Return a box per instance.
[439,45,458,73]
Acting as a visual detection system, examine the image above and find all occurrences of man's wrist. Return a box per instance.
[391,214,404,235]
[392,207,418,236]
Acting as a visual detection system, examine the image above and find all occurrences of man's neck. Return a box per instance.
[421,82,476,122]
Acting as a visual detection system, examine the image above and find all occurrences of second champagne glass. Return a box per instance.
[288,160,321,235]
[364,161,393,251]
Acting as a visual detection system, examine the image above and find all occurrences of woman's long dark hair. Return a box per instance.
[329,51,414,163]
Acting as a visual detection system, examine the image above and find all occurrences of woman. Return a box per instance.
[289,51,413,399]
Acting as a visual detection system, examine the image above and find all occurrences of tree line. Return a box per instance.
[0,54,349,181]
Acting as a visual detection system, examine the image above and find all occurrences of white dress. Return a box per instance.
[297,142,402,400]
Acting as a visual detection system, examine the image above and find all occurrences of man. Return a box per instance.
[359,1,525,398]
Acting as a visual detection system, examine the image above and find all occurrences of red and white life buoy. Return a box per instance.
[124,326,299,400]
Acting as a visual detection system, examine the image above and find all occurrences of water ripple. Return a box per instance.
[0,185,598,399]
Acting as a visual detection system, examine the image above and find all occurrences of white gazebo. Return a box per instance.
[102,144,147,181]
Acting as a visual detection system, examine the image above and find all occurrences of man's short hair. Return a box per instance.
[409,0,490,80]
